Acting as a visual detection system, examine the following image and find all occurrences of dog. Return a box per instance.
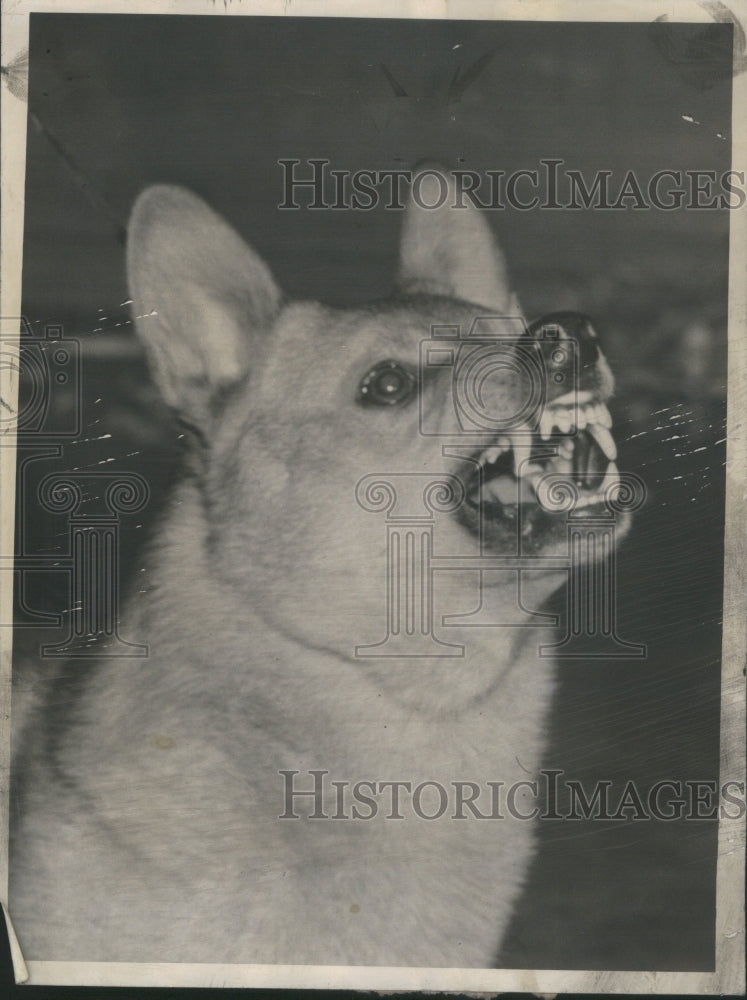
[10,166,626,967]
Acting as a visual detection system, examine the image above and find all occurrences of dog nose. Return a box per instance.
[524,311,601,401]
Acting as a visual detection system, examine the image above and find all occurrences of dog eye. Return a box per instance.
[358,361,416,407]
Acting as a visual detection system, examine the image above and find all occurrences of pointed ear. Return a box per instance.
[127,185,280,425]
[397,164,517,312]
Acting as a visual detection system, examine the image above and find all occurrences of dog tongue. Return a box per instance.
[482,472,537,506]
[572,432,608,488]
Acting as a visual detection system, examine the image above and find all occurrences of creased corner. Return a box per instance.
[2,900,29,984]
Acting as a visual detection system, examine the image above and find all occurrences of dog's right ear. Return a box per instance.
[397,164,517,313]
[127,185,280,427]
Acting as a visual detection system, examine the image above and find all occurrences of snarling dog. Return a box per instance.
[10,166,627,966]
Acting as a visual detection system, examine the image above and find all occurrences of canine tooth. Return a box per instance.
[575,408,587,430]
[597,404,613,428]
[539,409,554,440]
[483,446,501,464]
[588,423,617,461]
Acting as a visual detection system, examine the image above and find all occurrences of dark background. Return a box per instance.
[4,12,733,992]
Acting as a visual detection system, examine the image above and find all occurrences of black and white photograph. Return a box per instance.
[0,1,744,994]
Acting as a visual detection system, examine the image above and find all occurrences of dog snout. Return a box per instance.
[524,311,606,401]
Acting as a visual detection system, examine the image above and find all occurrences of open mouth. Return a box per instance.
[461,391,620,538]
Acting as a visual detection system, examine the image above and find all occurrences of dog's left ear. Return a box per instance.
[397,164,517,313]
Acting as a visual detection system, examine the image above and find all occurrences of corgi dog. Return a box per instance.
[10,166,626,967]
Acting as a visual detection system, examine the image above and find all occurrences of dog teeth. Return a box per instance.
[508,426,533,476]
[597,404,612,428]
[480,437,511,466]
[588,423,617,461]
[555,409,572,433]
[539,399,613,436]
[477,400,617,490]
[539,409,554,440]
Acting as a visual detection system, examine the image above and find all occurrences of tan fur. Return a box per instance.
[10,168,619,966]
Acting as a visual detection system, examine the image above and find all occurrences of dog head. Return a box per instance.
[127,168,628,693]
